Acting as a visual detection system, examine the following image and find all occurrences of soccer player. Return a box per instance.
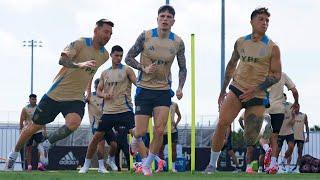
[125,5,187,176]
[79,45,136,173]
[87,78,118,172]
[266,72,299,173]
[5,19,113,170]
[19,94,47,171]
[204,7,282,174]
[292,109,309,173]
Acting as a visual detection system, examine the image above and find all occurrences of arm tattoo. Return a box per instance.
[221,42,240,92]
[48,125,73,144]
[258,75,279,91]
[177,41,187,89]
[244,114,263,145]
[59,56,79,68]
[125,32,145,71]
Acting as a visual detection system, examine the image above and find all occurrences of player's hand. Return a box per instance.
[218,91,227,109]
[143,63,157,74]
[78,60,97,69]
[239,86,258,102]
[291,102,300,114]
[306,137,309,143]
[176,88,183,100]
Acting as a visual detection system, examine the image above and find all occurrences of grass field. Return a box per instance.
[1,171,320,180]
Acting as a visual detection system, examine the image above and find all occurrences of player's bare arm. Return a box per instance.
[125,33,145,71]
[59,54,97,69]
[176,40,187,100]
[126,67,137,86]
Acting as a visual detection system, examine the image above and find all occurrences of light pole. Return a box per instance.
[23,40,42,94]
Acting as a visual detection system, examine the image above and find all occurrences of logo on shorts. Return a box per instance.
[59,151,79,165]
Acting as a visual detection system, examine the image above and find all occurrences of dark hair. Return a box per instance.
[250,7,270,20]
[96,19,114,27]
[158,5,175,17]
[283,93,287,97]
[29,94,37,98]
[111,45,123,54]
[94,78,100,86]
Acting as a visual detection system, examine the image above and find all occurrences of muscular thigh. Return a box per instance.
[244,106,265,140]
[153,106,170,128]
[219,91,242,125]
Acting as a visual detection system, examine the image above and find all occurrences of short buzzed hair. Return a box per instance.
[96,18,114,27]
[250,7,270,20]
[158,5,175,17]
[111,45,123,54]
[29,94,37,98]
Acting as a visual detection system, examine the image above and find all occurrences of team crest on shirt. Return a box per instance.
[148,45,155,51]
[169,48,176,55]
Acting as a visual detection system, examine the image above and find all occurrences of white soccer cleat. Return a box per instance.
[78,166,89,174]
[106,159,118,171]
[98,167,109,174]
[4,152,18,171]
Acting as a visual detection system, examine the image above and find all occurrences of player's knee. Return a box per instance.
[154,125,164,135]
[244,134,258,146]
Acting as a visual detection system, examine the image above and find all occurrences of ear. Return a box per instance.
[94,27,98,34]
[172,19,175,25]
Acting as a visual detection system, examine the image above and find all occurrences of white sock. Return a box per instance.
[8,151,19,160]
[98,159,105,169]
[143,151,155,167]
[172,162,176,169]
[209,150,221,168]
[108,155,115,162]
[270,157,277,167]
[83,158,91,168]
[282,158,287,165]
[154,155,162,162]
[37,144,45,163]
[142,158,147,164]
[262,144,269,151]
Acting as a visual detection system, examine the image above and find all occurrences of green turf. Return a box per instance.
[1,171,320,180]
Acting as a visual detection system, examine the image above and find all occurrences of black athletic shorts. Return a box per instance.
[97,111,135,133]
[270,113,285,134]
[278,134,295,149]
[92,127,116,145]
[229,85,269,108]
[32,94,85,125]
[134,87,173,116]
[26,132,45,146]
[295,140,305,147]
[163,131,179,145]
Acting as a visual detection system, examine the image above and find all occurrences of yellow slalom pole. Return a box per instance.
[128,135,133,171]
[148,118,155,170]
[167,110,172,171]
[191,33,196,172]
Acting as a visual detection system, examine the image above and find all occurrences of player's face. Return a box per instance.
[29,97,37,106]
[251,13,269,34]
[96,24,113,46]
[157,11,175,31]
[111,51,123,65]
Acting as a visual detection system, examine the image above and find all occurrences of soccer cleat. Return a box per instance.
[98,167,109,174]
[27,165,32,171]
[172,168,178,173]
[78,166,89,174]
[4,152,18,171]
[155,159,166,173]
[246,166,254,174]
[267,165,278,174]
[142,166,152,176]
[37,162,46,171]
[203,165,217,174]
[135,166,143,174]
[264,147,272,170]
[106,159,118,171]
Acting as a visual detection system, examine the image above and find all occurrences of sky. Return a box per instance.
[0,0,319,130]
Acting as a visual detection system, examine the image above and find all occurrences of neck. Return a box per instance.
[92,36,101,50]
[251,32,265,42]
[112,63,120,69]
[158,28,170,39]
[30,104,36,107]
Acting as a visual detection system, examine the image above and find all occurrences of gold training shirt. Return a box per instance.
[137,28,183,90]
[47,38,109,101]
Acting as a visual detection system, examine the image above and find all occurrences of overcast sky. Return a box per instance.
[0,0,319,129]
